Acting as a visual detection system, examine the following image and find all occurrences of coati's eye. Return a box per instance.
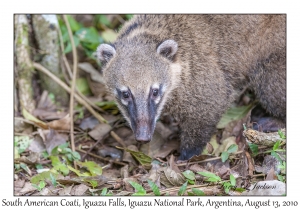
[152,89,159,97]
[122,91,130,99]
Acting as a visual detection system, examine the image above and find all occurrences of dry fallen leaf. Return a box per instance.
[18,182,37,195]
[140,131,166,158]
[47,114,71,131]
[70,183,89,195]
[88,123,111,140]
[58,185,73,195]
[43,129,68,154]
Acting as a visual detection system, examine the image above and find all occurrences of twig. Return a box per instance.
[57,21,72,79]
[63,15,77,161]
[57,23,104,113]
[177,150,244,166]
[76,148,126,166]
[81,131,111,160]
[33,62,108,124]
[110,131,126,148]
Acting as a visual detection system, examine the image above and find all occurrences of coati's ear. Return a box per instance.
[97,44,116,64]
[157,40,178,60]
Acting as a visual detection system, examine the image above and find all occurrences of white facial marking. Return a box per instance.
[121,99,128,106]
[118,86,129,106]
[154,96,161,104]
[161,84,167,93]
[152,83,161,104]
[120,86,128,92]
[152,83,159,90]
[113,89,118,96]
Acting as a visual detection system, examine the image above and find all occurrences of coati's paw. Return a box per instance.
[252,117,286,132]
[178,146,201,160]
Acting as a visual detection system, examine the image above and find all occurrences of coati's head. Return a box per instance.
[97,36,181,143]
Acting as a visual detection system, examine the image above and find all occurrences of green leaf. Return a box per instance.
[101,29,118,42]
[197,171,220,178]
[223,182,230,194]
[273,140,281,151]
[187,191,195,196]
[78,161,102,176]
[14,136,32,154]
[51,143,69,155]
[50,173,57,187]
[42,151,49,159]
[147,180,160,196]
[207,177,221,182]
[191,188,205,196]
[20,163,31,175]
[234,187,246,192]
[217,104,253,129]
[95,101,117,110]
[50,156,69,176]
[65,153,73,162]
[97,15,111,27]
[35,164,43,170]
[230,174,236,186]
[31,170,59,185]
[182,170,195,181]
[116,146,152,169]
[101,187,108,195]
[227,144,238,153]
[278,129,286,139]
[221,151,229,162]
[71,151,81,161]
[64,36,80,54]
[85,180,98,188]
[271,151,283,164]
[61,148,72,154]
[198,171,221,183]
[129,181,146,195]
[278,161,286,170]
[66,15,81,32]
[32,181,46,191]
[14,164,20,170]
[178,181,188,196]
[248,143,259,156]
[277,174,285,182]
[76,78,92,96]
[76,27,100,44]
[38,180,46,189]
[67,165,90,177]
[187,179,195,185]
[125,14,134,20]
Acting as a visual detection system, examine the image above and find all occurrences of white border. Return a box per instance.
[3,0,299,209]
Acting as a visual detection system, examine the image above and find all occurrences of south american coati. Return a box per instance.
[97,15,286,160]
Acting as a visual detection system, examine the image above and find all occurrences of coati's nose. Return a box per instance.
[135,125,151,143]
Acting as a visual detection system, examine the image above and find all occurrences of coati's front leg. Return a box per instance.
[178,117,221,160]
[175,71,234,160]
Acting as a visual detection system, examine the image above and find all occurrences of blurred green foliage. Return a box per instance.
[58,14,133,61]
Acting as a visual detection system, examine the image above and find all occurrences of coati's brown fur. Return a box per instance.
[97,15,286,160]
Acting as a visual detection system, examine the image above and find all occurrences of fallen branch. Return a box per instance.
[243,128,286,146]
[177,151,244,167]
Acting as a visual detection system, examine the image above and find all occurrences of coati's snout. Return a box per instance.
[118,87,159,144]
[133,118,153,143]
